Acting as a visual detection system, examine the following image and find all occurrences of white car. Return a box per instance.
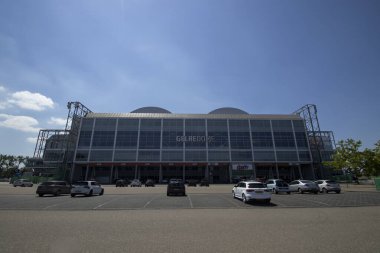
[71,181,104,197]
[232,181,271,204]
[265,179,291,194]
[315,180,341,194]
[13,179,33,187]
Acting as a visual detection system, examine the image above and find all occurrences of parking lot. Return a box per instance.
[1,183,380,253]
[1,183,379,210]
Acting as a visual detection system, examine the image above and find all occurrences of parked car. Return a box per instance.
[199,179,209,187]
[289,180,319,194]
[145,179,155,187]
[187,179,198,187]
[36,181,71,197]
[115,179,129,187]
[13,179,33,187]
[71,181,104,197]
[266,179,291,194]
[167,180,186,196]
[130,179,142,187]
[315,180,341,194]
[232,181,271,204]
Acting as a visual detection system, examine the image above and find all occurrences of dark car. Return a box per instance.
[187,179,198,187]
[145,179,155,187]
[36,181,71,197]
[167,180,186,196]
[115,179,129,187]
[199,179,209,187]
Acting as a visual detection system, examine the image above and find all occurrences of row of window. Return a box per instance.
[82,118,306,132]
[73,149,311,162]
[78,130,309,149]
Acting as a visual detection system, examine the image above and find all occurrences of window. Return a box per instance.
[116,131,138,148]
[89,150,113,161]
[185,151,207,161]
[75,150,89,161]
[230,132,251,149]
[162,151,183,161]
[273,132,295,148]
[231,151,252,161]
[253,151,275,161]
[78,131,92,148]
[92,131,115,148]
[114,150,136,161]
[208,151,230,161]
[139,131,161,149]
[138,151,160,161]
[251,132,273,149]
[276,151,298,162]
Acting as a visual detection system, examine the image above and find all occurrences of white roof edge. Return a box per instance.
[85,112,302,120]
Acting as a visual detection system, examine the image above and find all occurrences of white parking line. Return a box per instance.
[143,196,159,208]
[93,196,122,209]
[292,196,330,206]
[187,195,194,208]
[44,200,74,209]
[219,195,241,207]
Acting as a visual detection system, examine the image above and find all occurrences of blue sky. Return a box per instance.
[0,0,379,156]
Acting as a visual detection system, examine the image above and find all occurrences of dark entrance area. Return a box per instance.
[209,165,230,183]
[114,166,135,182]
[185,166,205,182]
[139,166,159,183]
[162,166,183,181]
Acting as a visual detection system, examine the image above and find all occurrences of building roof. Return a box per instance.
[85,112,302,120]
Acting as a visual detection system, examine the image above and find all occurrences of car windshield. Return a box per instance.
[300,180,313,184]
[326,180,337,184]
[276,181,288,186]
[248,183,266,188]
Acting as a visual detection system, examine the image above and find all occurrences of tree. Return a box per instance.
[0,154,29,178]
[325,139,363,176]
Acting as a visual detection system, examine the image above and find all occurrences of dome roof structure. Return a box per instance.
[208,107,249,115]
[130,107,171,114]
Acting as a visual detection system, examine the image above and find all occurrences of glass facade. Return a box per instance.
[74,117,311,163]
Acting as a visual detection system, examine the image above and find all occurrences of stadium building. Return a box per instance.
[32,102,335,184]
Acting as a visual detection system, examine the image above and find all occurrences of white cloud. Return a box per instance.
[7,91,54,111]
[26,137,37,144]
[0,114,40,133]
[48,117,67,127]
[0,86,6,92]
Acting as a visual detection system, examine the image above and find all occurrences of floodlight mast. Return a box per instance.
[33,102,92,180]
[293,104,326,178]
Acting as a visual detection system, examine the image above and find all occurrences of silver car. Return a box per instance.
[266,179,291,194]
[13,179,33,187]
[315,180,341,194]
[130,179,142,187]
[289,180,319,194]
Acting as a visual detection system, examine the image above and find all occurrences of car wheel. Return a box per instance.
[242,194,247,203]
[314,191,318,194]
[322,188,328,194]
[232,191,236,198]
[287,191,291,194]
[167,192,170,196]
[87,190,93,197]
[71,194,76,197]
[298,188,303,194]
[265,199,271,204]
[336,191,341,194]
[275,190,279,194]
[99,189,104,196]
[38,193,43,197]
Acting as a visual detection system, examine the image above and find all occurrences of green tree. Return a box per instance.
[325,139,363,176]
